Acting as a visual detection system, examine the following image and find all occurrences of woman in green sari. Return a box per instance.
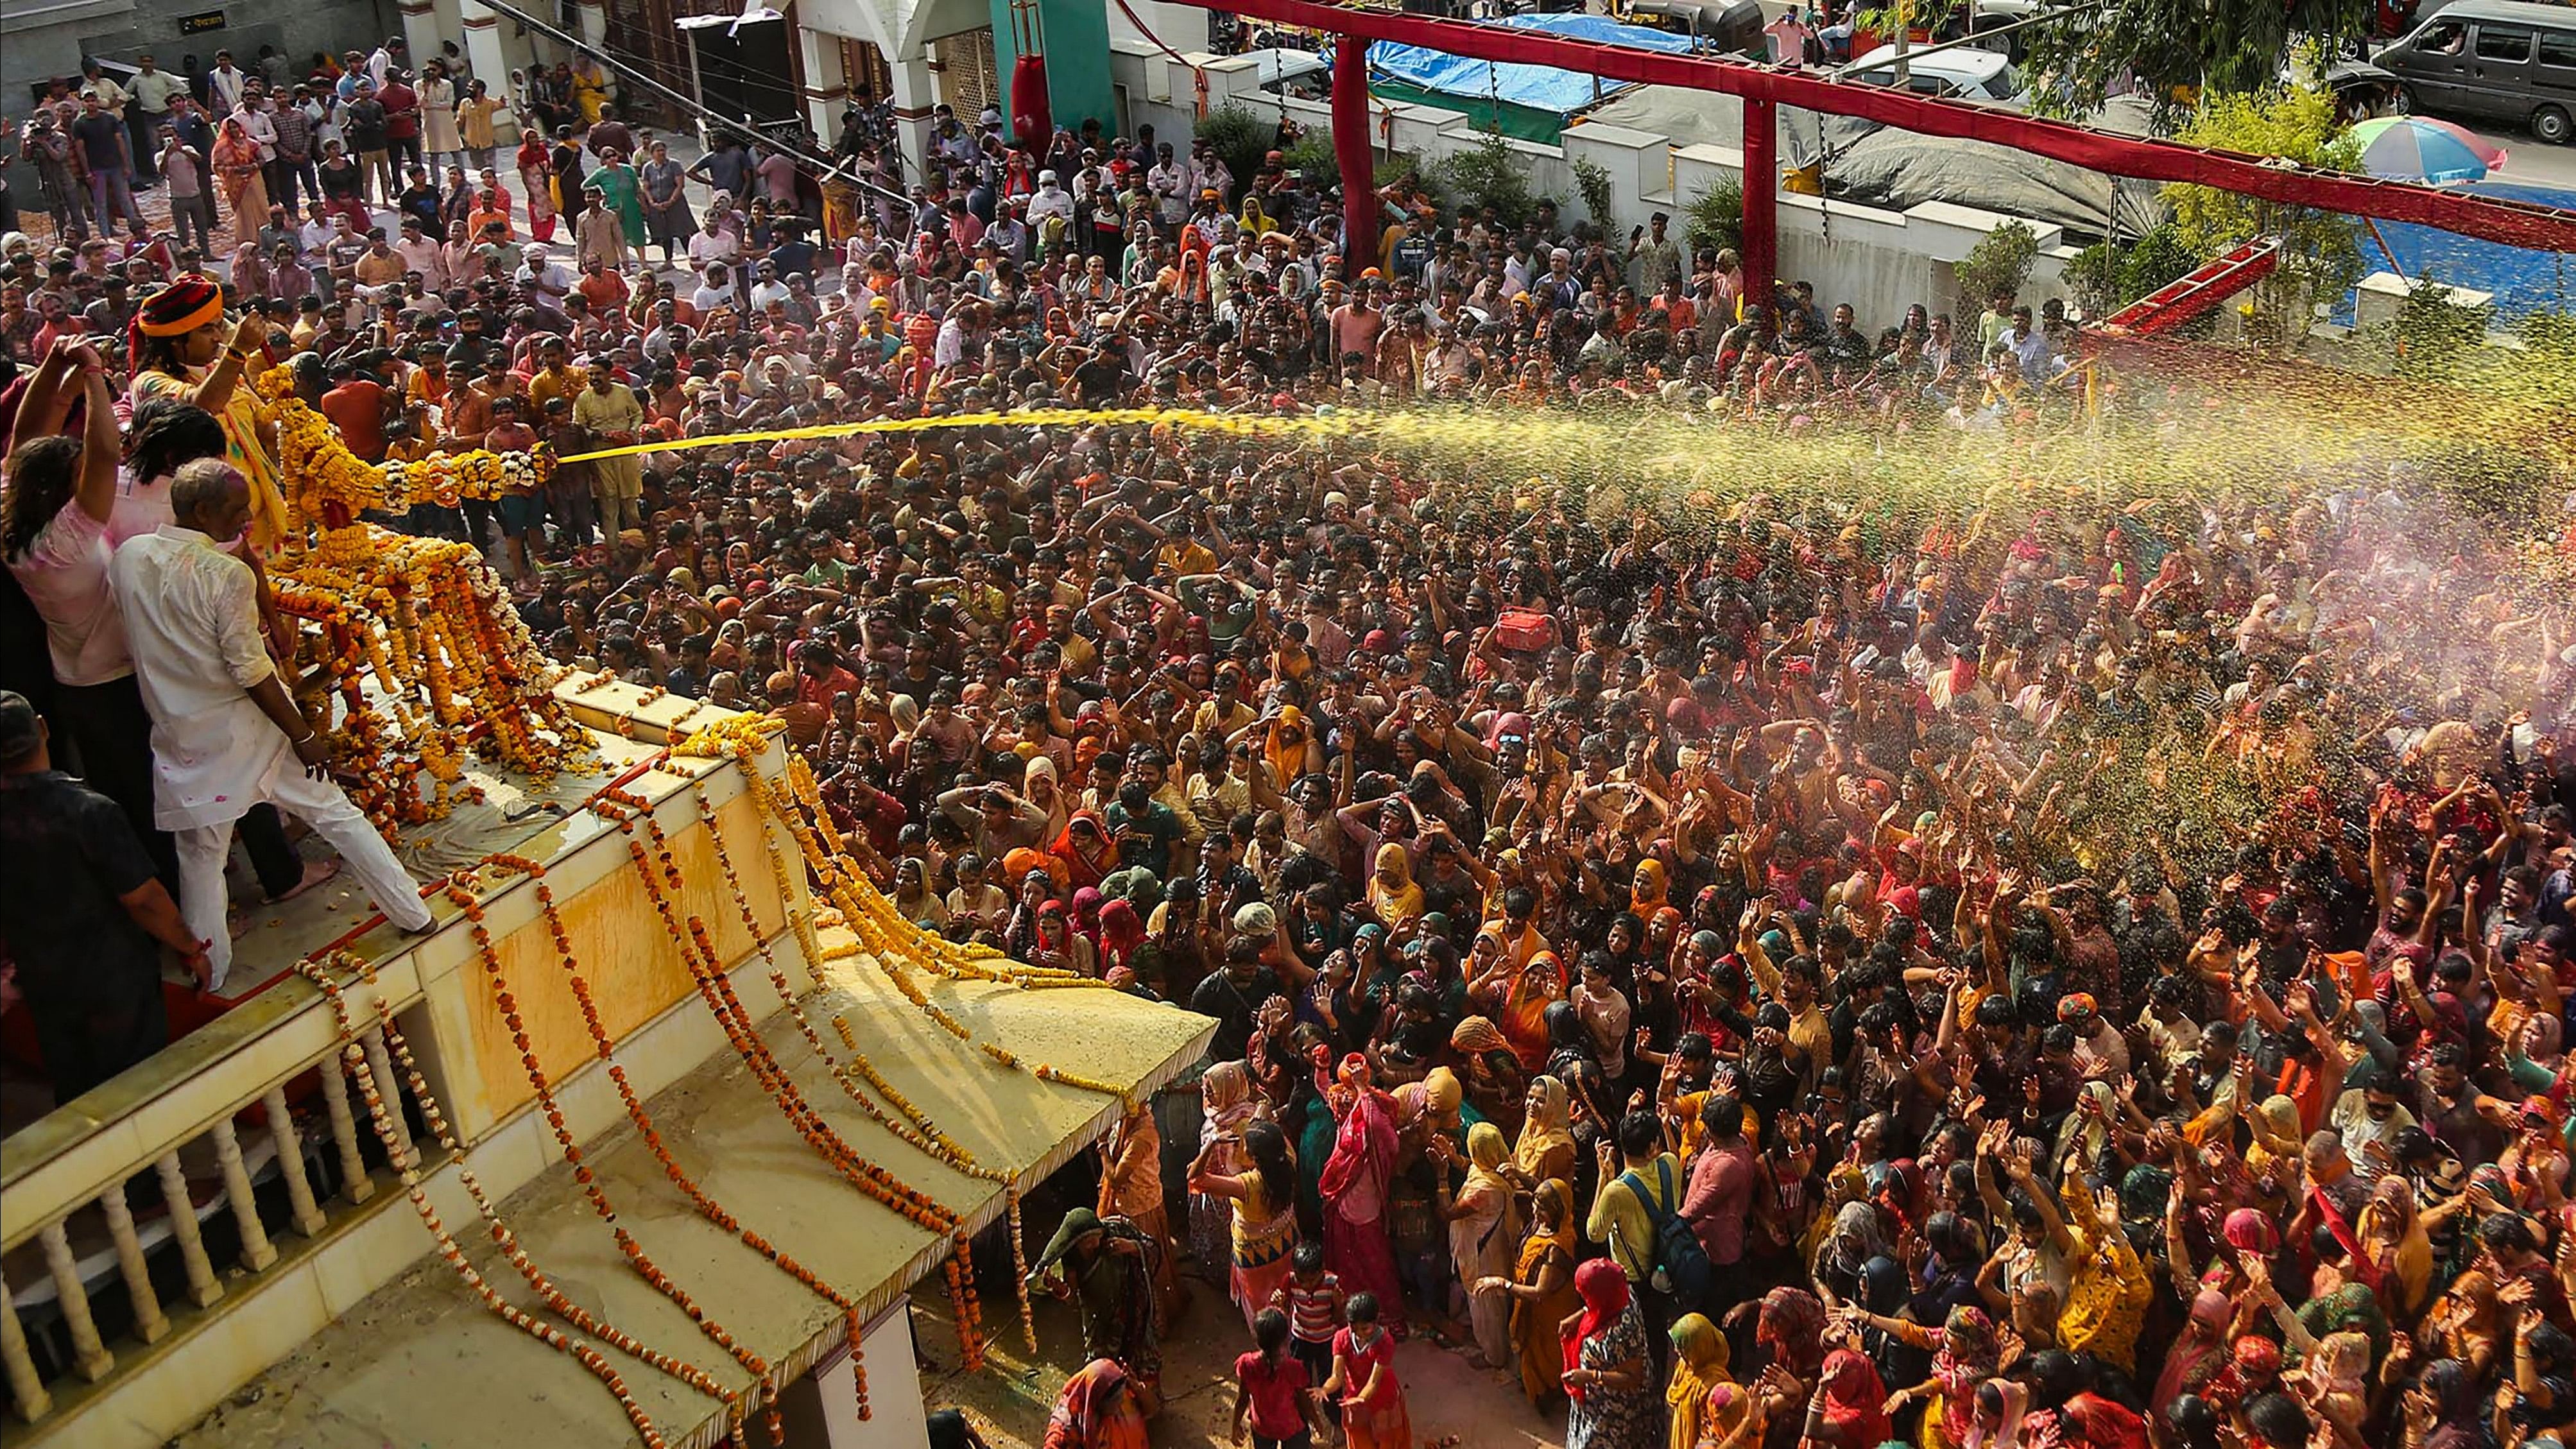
[584,147,648,259]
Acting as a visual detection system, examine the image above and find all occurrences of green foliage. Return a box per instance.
[2358,275,2493,379]
[1282,133,1341,197]
[1851,0,1955,40]
[1683,175,1744,257]
[2065,242,2122,317]
[1570,155,1617,230]
[2165,87,2362,349]
[1194,103,1275,202]
[1438,125,1534,229]
[2120,224,2197,302]
[2065,223,2199,316]
[2023,0,2376,123]
[1955,220,2039,313]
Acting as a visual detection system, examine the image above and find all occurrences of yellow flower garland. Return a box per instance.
[245,368,590,832]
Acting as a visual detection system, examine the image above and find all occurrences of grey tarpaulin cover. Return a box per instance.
[1585,87,2170,240]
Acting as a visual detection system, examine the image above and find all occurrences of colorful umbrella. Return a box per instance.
[2348,116,2507,184]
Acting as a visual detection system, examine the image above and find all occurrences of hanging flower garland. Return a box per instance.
[247,366,587,834]
[726,743,1131,1112]
[290,951,687,1449]
[591,791,986,1372]
[258,365,554,519]
[687,789,1044,1357]
[475,851,880,1423]
[431,874,780,1437]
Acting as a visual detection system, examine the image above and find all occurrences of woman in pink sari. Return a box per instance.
[1319,1054,1406,1331]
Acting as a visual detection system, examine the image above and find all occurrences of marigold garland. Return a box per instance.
[592,793,986,1372]
[259,365,554,518]
[726,741,1138,1117]
[248,367,587,834]
[475,851,879,1423]
[434,875,780,1438]
[290,952,683,1449]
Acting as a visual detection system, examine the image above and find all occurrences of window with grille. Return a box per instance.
[932,27,998,116]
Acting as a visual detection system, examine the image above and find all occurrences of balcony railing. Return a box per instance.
[1,972,434,1428]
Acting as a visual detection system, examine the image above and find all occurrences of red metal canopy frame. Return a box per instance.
[1185,0,2576,304]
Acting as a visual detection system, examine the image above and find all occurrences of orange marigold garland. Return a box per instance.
[249,365,586,836]
[434,877,781,1439]
[291,952,685,1449]
[477,851,880,1423]
[594,792,985,1372]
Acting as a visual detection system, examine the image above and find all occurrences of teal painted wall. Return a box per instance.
[988,0,1116,136]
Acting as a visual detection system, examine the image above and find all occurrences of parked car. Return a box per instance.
[1622,0,1769,53]
[2378,0,2576,142]
[1846,42,2028,101]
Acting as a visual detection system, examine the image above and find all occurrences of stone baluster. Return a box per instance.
[318,1053,374,1204]
[37,1221,111,1381]
[263,1087,328,1237]
[153,1151,223,1308]
[209,1118,277,1272]
[0,1274,50,1422]
[94,1187,168,1344]
[359,1028,413,1172]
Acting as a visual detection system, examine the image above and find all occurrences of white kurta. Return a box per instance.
[108,524,434,987]
[108,524,285,831]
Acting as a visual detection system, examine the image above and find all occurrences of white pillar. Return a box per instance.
[429,0,467,78]
[800,28,852,141]
[885,51,938,181]
[399,0,445,73]
[572,0,609,49]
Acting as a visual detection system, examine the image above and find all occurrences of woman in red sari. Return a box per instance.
[1318,1054,1406,1332]
[1051,811,1116,891]
[1805,1348,1891,1448]
[1097,898,1146,983]
[1043,1359,1149,1449]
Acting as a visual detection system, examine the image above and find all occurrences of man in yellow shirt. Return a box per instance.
[1739,905,1833,1094]
[1587,1110,1684,1369]
[524,334,587,416]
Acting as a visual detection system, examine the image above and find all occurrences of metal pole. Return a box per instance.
[687,30,706,139]
[1744,96,1776,313]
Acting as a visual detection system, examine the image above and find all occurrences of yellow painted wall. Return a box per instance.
[455,787,789,1128]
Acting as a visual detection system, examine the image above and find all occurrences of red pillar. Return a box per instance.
[1332,37,1379,271]
[1741,97,1776,320]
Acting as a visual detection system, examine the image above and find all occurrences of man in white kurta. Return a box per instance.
[108,461,434,989]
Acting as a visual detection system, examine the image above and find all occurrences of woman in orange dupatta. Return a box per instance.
[1043,1359,1149,1449]
[1051,811,1118,893]
[1497,950,1565,1074]
[1477,1176,1582,1409]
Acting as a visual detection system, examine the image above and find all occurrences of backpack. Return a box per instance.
[1620,1158,1712,1307]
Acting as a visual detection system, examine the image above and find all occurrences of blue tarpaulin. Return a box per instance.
[1364,13,1701,123]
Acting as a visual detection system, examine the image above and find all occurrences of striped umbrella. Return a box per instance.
[2348,116,2507,184]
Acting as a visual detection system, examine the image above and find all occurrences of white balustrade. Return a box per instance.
[35,1222,110,1382]
[318,1053,375,1205]
[0,1274,50,1422]
[95,1187,169,1345]
[266,1087,329,1237]
[209,1119,279,1273]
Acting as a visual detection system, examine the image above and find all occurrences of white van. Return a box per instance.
[1846,43,2029,102]
[2380,0,2576,142]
